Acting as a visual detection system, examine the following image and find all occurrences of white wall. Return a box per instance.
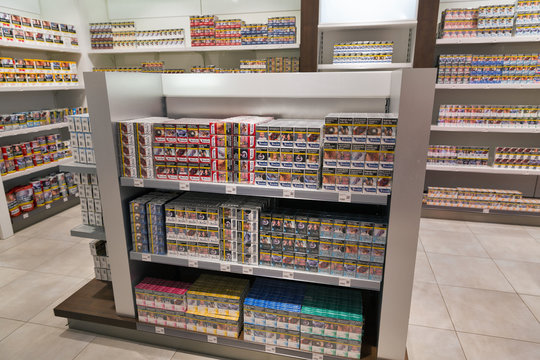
[319,0,419,24]
[0,0,40,15]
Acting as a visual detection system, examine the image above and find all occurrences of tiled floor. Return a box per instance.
[0,207,538,359]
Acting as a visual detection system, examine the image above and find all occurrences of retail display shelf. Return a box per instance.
[59,161,97,174]
[0,85,84,92]
[11,194,79,232]
[0,123,69,138]
[430,125,539,133]
[422,204,539,217]
[120,177,389,205]
[0,41,81,53]
[137,322,362,360]
[436,36,540,45]
[318,63,412,71]
[425,164,540,175]
[70,224,105,240]
[318,20,417,31]
[89,43,300,54]
[435,83,540,90]
[1,157,73,182]
[130,251,381,291]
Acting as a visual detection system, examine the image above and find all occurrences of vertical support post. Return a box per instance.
[377,69,436,359]
[300,0,319,72]
[0,179,14,239]
[413,0,440,68]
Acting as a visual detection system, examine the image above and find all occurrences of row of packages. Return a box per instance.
[427,187,523,201]
[427,145,489,166]
[1,12,76,34]
[437,104,540,127]
[0,106,86,132]
[495,147,540,169]
[0,58,77,73]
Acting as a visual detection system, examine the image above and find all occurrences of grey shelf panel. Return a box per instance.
[130,252,380,291]
[70,224,105,240]
[120,177,388,206]
[11,195,79,232]
[59,161,97,174]
[137,322,351,360]
[422,204,539,217]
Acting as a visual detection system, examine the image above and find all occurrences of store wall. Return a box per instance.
[319,0,419,24]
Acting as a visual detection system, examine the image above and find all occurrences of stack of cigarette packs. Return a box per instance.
[90,239,110,281]
[494,147,540,169]
[322,113,397,195]
[186,274,250,338]
[427,145,489,166]
[68,114,95,165]
[258,210,386,281]
[0,106,85,133]
[74,173,103,227]
[516,1,540,35]
[0,57,78,86]
[437,104,540,128]
[333,41,394,64]
[439,8,478,39]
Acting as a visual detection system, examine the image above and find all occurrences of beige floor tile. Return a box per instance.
[467,222,533,237]
[34,243,95,279]
[417,237,424,252]
[525,226,540,240]
[428,253,513,292]
[0,239,74,271]
[0,318,24,341]
[0,323,94,360]
[409,282,454,330]
[475,234,540,263]
[74,336,175,360]
[171,350,225,360]
[0,233,31,253]
[440,286,540,343]
[0,271,82,321]
[414,251,436,284]
[420,229,489,257]
[520,295,540,322]
[419,218,471,233]
[406,325,465,360]
[495,260,540,296]
[0,267,27,288]
[457,332,540,360]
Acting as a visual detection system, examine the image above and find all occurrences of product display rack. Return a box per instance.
[1,157,73,182]
[0,85,85,92]
[76,69,436,360]
[317,63,413,71]
[10,194,79,232]
[59,161,97,175]
[430,125,540,133]
[70,224,106,241]
[436,84,540,90]
[0,123,69,138]
[436,36,540,45]
[88,43,299,54]
[426,164,540,176]
[0,41,81,53]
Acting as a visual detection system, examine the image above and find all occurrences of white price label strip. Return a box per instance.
[134,178,144,187]
[312,353,324,360]
[338,192,352,203]
[220,263,231,272]
[283,189,295,198]
[188,259,198,268]
[45,204,51,209]
[23,213,29,219]
[339,278,351,287]
[242,266,253,275]
[179,182,189,191]
[141,254,151,262]
[226,185,237,194]
[482,209,490,214]
[155,326,165,334]
[207,335,217,343]
[265,345,276,353]
[283,271,294,280]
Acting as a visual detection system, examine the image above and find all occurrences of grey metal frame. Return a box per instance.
[83,69,436,360]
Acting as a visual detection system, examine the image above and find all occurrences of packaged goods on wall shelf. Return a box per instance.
[73,173,103,227]
[0,11,78,48]
[0,57,79,86]
[333,41,394,64]
[90,239,111,281]
[436,54,540,84]
[191,57,299,73]
[424,186,540,213]
[93,61,185,74]
[0,107,86,133]
[437,104,540,128]
[67,114,96,165]
[427,145,489,166]
[5,171,77,217]
[0,134,71,176]
[118,113,397,194]
[494,147,540,169]
[89,21,184,50]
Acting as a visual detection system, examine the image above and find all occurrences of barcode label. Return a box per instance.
[339,278,351,287]
[338,192,352,202]
[283,189,295,198]
[155,326,165,334]
[134,178,144,187]
[207,335,217,343]
[179,182,189,191]
[283,271,294,279]
[188,259,198,268]
[226,185,237,194]
[141,254,151,262]
[220,263,231,272]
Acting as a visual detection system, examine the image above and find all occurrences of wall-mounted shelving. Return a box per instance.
[430,125,539,133]
[89,43,299,54]
[0,123,69,138]
[1,157,73,182]
[0,85,85,92]
[0,42,81,53]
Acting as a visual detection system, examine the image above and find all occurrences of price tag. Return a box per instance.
[482,209,490,214]
[338,192,352,203]
[283,189,295,198]
[312,353,324,360]
[155,326,165,334]
[23,213,29,219]
[63,197,68,202]
[134,178,144,187]
[339,278,351,287]
[265,345,276,353]
[179,182,189,191]
[283,271,294,280]
[242,266,253,275]
[141,253,151,262]
[226,185,237,194]
[207,335,217,343]
[188,259,198,268]
[220,263,231,272]
[45,204,51,209]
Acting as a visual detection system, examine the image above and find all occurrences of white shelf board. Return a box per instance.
[318,20,417,31]
[0,41,81,53]
[58,161,97,175]
[436,83,540,90]
[89,43,299,54]
[2,157,73,182]
[436,36,540,45]
[0,123,69,138]
[0,85,84,92]
[318,63,412,71]
[70,224,105,240]
[430,125,539,133]
[426,164,540,175]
